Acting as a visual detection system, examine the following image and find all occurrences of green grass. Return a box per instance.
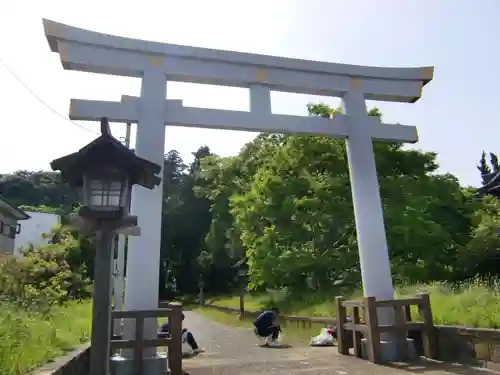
[206,279,500,328]
[0,300,92,375]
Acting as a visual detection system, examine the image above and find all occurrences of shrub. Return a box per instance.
[0,225,92,310]
[0,225,94,375]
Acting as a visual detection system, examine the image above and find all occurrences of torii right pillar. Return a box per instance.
[342,82,415,361]
[342,85,395,307]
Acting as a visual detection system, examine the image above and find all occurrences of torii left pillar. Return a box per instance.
[118,63,167,373]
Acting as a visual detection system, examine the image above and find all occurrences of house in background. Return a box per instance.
[0,195,30,255]
[14,211,61,256]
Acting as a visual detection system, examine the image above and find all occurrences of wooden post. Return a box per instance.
[364,296,381,363]
[168,303,183,375]
[351,306,363,357]
[199,286,205,306]
[133,316,145,375]
[394,305,409,359]
[90,227,115,375]
[403,304,412,322]
[417,293,438,359]
[335,296,349,355]
[238,281,245,319]
[198,277,205,306]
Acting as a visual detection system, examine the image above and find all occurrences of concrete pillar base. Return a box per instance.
[111,353,167,375]
[361,338,418,362]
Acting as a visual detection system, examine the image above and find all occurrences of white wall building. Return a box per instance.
[14,211,61,256]
[0,195,30,255]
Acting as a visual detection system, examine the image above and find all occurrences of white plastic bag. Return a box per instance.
[309,327,334,346]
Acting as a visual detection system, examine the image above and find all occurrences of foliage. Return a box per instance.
[0,171,78,212]
[478,151,500,175]
[210,104,477,291]
[457,193,500,278]
[0,300,91,375]
[17,205,65,215]
[159,148,214,298]
[2,103,500,303]
[0,226,92,310]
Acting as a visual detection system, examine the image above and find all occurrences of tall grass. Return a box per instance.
[207,279,500,328]
[0,300,92,375]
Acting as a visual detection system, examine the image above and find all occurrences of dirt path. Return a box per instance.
[181,311,495,375]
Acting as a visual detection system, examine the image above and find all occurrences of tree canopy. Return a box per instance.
[2,103,500,297]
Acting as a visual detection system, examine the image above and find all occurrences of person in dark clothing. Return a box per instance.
[253,307,281,345]
[158,313,204,354]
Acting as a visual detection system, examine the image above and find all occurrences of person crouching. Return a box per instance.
[253,307,281,347]
[158,313,204,354]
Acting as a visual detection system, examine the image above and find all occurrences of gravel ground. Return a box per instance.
[180,311,495,375]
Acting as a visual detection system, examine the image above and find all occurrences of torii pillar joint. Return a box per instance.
[341,88,395,322]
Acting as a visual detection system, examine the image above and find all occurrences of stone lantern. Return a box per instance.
[51,117,160,222]
[50,117,161,375]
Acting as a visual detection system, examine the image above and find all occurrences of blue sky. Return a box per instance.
[0,0,499,187]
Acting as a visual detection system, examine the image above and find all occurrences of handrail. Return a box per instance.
[110,303,183,375]
[335,293,437,363]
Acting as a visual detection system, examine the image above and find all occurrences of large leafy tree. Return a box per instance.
[217,104,473,291]
[159,147,214,298]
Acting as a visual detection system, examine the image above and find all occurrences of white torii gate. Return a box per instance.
[43,18,433,364]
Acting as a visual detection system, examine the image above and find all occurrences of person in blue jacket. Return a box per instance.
[253,307,281,346]
[158,313,204,354]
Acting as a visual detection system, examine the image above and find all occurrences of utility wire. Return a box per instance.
[0,57,99,135]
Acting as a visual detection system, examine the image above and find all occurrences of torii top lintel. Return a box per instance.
[43,19,433,103]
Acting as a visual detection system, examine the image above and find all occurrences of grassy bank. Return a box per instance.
[0,300,92,375]
[204,280,500,328]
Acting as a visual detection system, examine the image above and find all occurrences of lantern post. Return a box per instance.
[50,118,161,375]
[198,274,205,306]
[237,268,247,319]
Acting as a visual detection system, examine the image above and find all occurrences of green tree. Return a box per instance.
[0,171,79,212]
[490,152,500,172]
[159,147,215,298]
[478,151,491,177]
[224,104,472,291]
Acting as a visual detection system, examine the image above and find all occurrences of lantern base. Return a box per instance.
[68,214,138,234]
[111,353,167,375]
[360,338,418,361]
[79,205,124,221]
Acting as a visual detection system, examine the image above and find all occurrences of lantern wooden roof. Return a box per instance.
[50,118,161,189]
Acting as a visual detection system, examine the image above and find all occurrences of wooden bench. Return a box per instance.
[335,293,437,363]
[110,303,183,375]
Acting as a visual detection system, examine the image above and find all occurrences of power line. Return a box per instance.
[0,57,99,135]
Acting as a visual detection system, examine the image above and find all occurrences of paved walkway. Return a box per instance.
[181,311,498,375]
